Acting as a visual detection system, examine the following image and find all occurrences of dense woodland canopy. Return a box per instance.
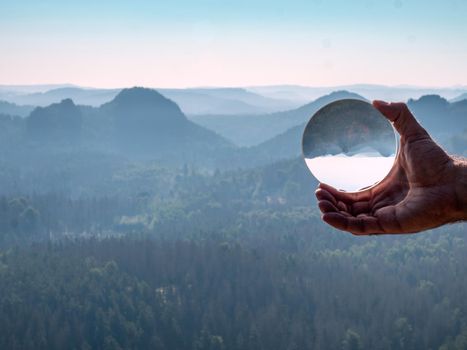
[0,87,466,349]
[2,228,467,350]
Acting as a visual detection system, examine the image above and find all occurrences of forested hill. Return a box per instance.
[27,98,83,144]
[98,87,233,157]
[408,95,467,133]
[0,87,234,167]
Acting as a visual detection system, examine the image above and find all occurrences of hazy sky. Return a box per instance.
[1,0,466,88]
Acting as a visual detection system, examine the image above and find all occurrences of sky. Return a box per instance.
[0,0,466,88]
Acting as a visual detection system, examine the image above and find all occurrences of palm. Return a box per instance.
[315,101,458,235]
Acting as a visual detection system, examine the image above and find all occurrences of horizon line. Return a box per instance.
[1,82,467,91]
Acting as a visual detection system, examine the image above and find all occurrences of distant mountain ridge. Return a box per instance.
[3,87,120,108]
[0,100,35,117]
[160,87,297,115]
[249,84,467,104]
[191,90,366,146]
[450,92,467,103]
[0,88,465,178]
[249,94,467,163]
[0,86,298,116]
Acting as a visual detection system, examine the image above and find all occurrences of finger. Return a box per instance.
[336,201,348,212]
[347,215,384,235]
[351,201,371,215]
[315,188,337,206]
[318,200,339,213]
[322,212,349,231]
[372,100,428,140]
[318,183,371,204]
[322,212,384,235]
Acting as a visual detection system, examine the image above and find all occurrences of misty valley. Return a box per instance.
[0,85,466,350]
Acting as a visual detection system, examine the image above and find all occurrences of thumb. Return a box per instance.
[373,100,428,140]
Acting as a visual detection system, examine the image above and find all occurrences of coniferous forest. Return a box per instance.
[0,87,466,350]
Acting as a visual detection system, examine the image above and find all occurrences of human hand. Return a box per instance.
[315,100,466,235]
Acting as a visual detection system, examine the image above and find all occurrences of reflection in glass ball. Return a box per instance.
[302,99,398,192]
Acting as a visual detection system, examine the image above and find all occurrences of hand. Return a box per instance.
[315,100,464,235]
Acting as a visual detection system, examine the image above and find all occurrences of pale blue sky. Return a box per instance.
[1,0,466,87]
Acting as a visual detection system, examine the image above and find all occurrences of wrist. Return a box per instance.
[452,157,467,221]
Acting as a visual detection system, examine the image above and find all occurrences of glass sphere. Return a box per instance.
[302,99,398,192]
